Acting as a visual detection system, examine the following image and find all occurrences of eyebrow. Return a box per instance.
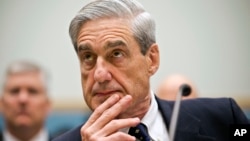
[104,40,127,50]
[77,40,127,53]
[78,43,92,53]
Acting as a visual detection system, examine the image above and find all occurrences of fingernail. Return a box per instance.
[124,95,132,100]
[135,117,140,122]
[112,94,119,100]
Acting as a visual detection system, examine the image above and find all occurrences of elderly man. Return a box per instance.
[53,0,249,141]
[0,61,52,141]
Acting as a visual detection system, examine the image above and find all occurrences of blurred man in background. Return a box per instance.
[0,61,52,141]
[157,74,198,100]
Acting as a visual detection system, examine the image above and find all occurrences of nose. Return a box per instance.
[94,58,112,83]
[18,90,29,103]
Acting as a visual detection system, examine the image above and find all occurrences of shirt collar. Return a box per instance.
[141,90,158,129]
[141,91,169,141]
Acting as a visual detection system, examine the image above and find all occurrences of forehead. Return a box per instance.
[5,72,45,87]
[82,18,131,30]
[77,18,133,45]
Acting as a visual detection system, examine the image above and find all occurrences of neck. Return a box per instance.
[7,124,43,141]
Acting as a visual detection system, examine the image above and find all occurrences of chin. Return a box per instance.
[15,118,33,127]
[91,96,109,110]
[91,102,101,111]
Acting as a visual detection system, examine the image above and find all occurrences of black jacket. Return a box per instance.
[53,97,249,141]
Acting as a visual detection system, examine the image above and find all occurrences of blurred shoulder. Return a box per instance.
[52,125,82,141]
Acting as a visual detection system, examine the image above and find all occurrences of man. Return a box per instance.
[53,0,249,140]
[0,61,52,141]
[157,74,198,100]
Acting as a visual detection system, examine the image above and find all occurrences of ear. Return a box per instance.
[45,96,52,115]
[0,94,6,113]
[47,98,52,113]
[146,43,160,76]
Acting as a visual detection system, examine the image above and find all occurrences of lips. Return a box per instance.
[18,110,29,115]
[91,83,123,97]
[95,90,120,96]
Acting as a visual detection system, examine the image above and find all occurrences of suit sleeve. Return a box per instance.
[229,98,249,124]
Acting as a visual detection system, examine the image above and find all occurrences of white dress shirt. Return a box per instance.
[140,91,169,141]
[3,128,49,141]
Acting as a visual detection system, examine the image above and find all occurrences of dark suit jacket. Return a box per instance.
[52,97,249,141]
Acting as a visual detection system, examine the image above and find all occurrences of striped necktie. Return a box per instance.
[128,123,154,141]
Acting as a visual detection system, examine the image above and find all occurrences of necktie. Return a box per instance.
[128,123,154,141]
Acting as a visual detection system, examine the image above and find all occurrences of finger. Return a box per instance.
[90,95,132,130]
[82,94,120,129]
[95,118,140,137]
[87,131,136,141]
[105,131,136,141]
[81,95,133,140]
[81,118,139,141]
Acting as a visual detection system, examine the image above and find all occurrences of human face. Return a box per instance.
[0,72,50,129]
[76,18,159,117]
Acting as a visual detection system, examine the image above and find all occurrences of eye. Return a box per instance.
[28,88,39,95]
[9,87,20,96]
[81,52,96,68]
[112,50,123,58]
[83,53,94,61]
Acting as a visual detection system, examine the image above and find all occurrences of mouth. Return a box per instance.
[17,111,29,117]
[95,90,121,96]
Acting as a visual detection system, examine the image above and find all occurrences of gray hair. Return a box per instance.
[69,0,156,55]
[2,61,50,93]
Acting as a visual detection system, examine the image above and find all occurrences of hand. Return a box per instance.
[81,94,140,141]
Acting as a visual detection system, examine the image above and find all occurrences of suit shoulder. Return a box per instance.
[182,97,248,124]
[181,97,234,113]
[184,97,232,105]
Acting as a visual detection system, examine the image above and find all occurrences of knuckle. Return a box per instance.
[89,135,98,141]
[93,106,104,116]
[81,128,92,140]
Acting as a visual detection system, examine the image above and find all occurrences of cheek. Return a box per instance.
[81,70,91,93]
[1,99,18,118]
[81,71,95,109]
[132,74,149,93]
[32,101,50,116]
[33,99,47,108]
[81,73,93,97]
[125,66,149,91]
[2,98,16,110]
